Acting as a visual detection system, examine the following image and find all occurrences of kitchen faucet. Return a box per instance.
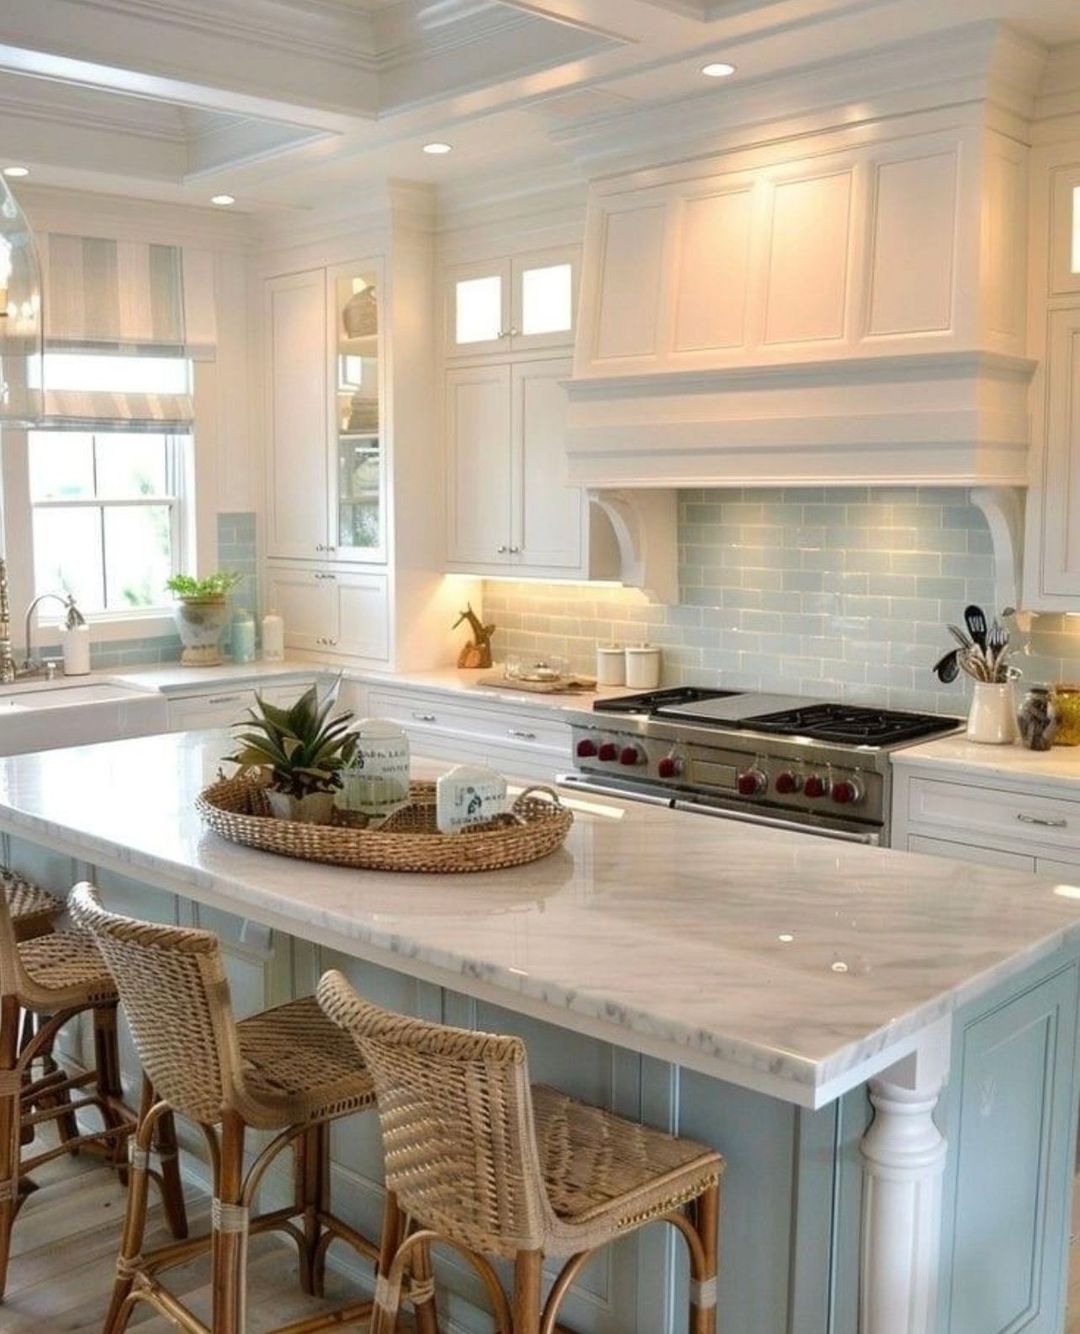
[21,591,84,678]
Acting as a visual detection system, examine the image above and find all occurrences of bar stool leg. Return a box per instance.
[211,1111,248,1334]
[512,1250,543,1334]
[295,1124,322,1296]
[0,995,20,1299]
[102,1104,155,1334]
[690,1182,720,1334]
[149,1085,188,1241]
[411,1236,440,1334]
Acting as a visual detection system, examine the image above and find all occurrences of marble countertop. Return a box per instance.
[109,660,630,715]
[894,735,1080,785]
[3,729,1080,1108]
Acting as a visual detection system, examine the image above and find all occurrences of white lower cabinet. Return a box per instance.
[167,678,315,731]
[266,562,389,663]
[892,762,1080,879]
[367,686,570,781]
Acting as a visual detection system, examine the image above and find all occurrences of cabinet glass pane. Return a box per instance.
[1073,186,1080,274]
[521,263,572,336]
[333,270,381,553]
[456,275,502,345]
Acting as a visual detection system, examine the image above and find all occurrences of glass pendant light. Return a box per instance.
[0,176,42,426]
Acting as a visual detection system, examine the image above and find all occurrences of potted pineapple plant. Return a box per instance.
[226,680,357,823]
[167,571,243,666]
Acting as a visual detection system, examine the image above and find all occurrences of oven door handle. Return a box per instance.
[673,797,881,845]
[556,773,674,808]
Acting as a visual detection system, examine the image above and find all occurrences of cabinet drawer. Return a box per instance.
[906,776,1080,855]
[168,680,314,731]
[367,688,569,756]
[907,834,1035,871]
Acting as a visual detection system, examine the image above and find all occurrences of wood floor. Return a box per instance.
[1,1139,372,1332]
[7,1144,1080,1331]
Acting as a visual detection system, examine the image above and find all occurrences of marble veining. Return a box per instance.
[894,734,1080,786]
[2,730,1080,1106]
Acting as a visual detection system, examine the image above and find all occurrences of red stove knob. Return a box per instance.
[737,769,767,797]
[774,771,801,795]
[803,774,829,799]
[658,754,683,779]
[620,745,643,767]
[832,778,863,806]
[576,738,598,759]
[597,742,618,762]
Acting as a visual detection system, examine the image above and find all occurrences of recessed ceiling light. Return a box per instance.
[422,142,452,156]
[2,166,29,179]
[210,194,235,207]
[701,61,736,78]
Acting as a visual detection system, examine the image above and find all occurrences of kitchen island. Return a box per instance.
[1,730,1079,1333]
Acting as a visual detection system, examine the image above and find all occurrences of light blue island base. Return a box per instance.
[2,830,1077,1334]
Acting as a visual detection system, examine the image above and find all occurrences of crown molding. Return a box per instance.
[555,21,1045,174]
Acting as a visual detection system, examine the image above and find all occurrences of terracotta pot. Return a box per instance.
[266,789,336,824]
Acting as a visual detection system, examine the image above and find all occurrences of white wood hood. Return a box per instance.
[564,26,1041,490]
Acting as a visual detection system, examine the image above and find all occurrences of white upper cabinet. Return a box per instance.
[444,247,578,358]
[266,270,328,558]
[265,259,385,565]
[446,356,593,577]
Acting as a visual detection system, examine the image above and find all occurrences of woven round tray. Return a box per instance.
[196,776,574,874]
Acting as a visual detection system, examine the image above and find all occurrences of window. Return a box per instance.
[13,350,194,620]
[520,262,572,336]
[455,275,503,345]
[29,429,187,613]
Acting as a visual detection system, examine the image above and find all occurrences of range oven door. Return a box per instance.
[557,772,883,846]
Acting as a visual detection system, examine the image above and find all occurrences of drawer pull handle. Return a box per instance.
[508,729,537,740]
[207,694,243,705]
[1017,813,1068,828]
[413,712,437,723]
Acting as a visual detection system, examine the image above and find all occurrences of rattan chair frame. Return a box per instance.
[318,969,725,1334]
[0,883,188,1299]
[70,882,417,1334]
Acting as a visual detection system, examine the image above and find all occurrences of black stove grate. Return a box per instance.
[742,703,959,745]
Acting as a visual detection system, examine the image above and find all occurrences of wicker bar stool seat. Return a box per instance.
[2,870,64,943]
[70,883,405,1334]
[318,969,726,1334]
[0,882,188,1300]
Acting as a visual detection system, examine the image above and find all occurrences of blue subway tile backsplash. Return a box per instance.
[482,487,1080,715]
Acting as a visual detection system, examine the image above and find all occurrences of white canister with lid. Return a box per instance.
[261,610,285,662]
[624,644,662,690]
[596,644,626,686]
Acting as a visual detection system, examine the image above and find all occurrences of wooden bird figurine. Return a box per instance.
[454,603,496,670]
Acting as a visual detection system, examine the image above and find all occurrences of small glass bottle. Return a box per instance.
[231,608,256,664]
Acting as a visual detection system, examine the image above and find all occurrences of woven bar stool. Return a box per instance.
[0,879,188,1299]
[2,869,64,943]
[70,883,404,1334]
[318,969,726,1334]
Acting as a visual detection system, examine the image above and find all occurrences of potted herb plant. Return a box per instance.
[226,681,357,824]
[167,572,242,666]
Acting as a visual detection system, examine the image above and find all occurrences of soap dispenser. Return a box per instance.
[61,597,90,677]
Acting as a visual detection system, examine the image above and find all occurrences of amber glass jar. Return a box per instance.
[1053,684,1080,746]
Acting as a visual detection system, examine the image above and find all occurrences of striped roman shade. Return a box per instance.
[37,233,217,428]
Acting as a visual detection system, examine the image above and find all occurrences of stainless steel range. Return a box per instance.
[560,688,962,845]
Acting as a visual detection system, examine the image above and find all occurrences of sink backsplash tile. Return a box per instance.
[482,487,1080,714]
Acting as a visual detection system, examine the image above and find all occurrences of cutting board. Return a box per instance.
[474,673,597,696]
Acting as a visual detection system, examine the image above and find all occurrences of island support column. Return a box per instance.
[859,1019,951,1334]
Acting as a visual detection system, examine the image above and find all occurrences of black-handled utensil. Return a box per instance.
[964,604,988,650]
[932,649,960,684]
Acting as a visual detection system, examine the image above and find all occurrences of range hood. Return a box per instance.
[563,53,1037,491]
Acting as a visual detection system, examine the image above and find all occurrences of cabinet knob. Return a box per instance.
[497,545,508,554]
[413,712,437,723]
[508,546,521,555]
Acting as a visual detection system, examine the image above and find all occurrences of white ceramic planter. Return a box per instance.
[173,598,231,666]
[966,681,1019,745]
[266,789,336,824]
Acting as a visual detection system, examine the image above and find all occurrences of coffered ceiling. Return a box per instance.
[0,0,1077,215]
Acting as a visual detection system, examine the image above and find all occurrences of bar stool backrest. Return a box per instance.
[70,883,243,1125]
[318,969,553,1259]
[0,882,22,1000]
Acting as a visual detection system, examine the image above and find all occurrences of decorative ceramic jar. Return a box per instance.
[336,719,410,822]
[624,644,662,690]
[596,645,626,686]
[436,765,507,834]
[966,680,1019,745]
[1017,686,1058,751]
[173,597,230,666]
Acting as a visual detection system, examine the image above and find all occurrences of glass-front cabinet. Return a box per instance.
[330,259,385,562]
[444,247,578,358]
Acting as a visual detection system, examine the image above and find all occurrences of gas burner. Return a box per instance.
[743,703,956,746]
[593,688,741,716]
